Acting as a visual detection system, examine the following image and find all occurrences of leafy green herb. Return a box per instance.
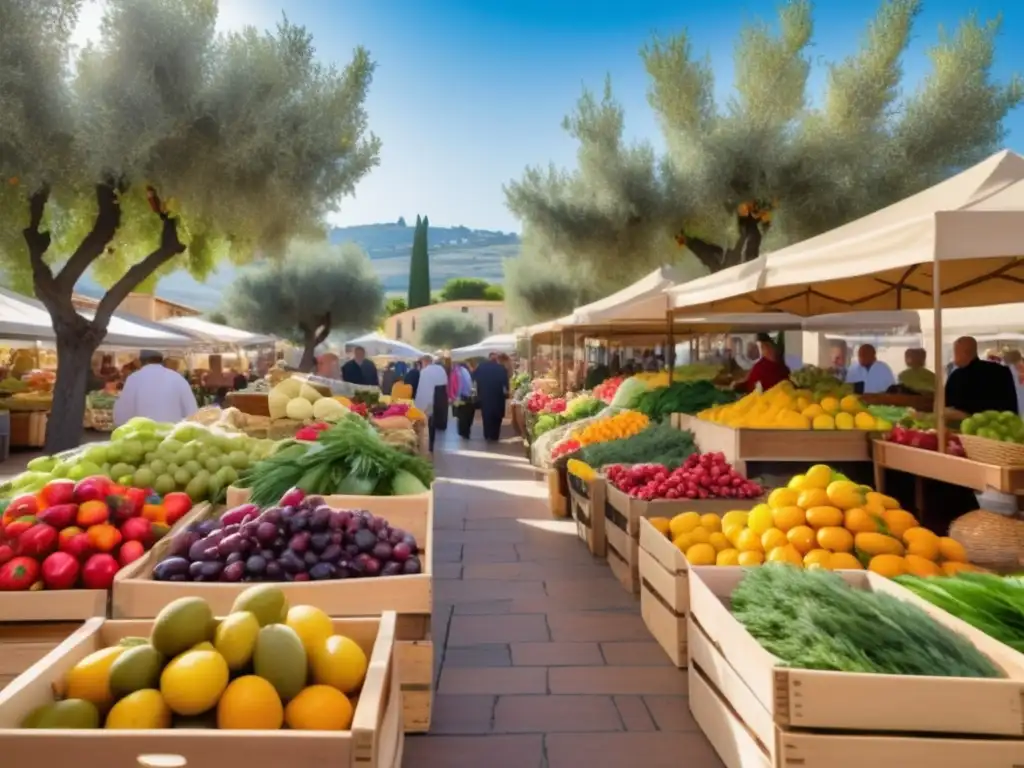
[631,381,737,421]
[577,423,697,468]
[731,566,1003,678]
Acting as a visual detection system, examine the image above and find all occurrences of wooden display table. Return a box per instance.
[672,414,872,476]
[872,440,1024,505]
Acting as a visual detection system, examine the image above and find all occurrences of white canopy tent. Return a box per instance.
[161,316,275,349]
[450,334,517,361]
[344,332,427,360]
[0,287,193,350]
[568,264,706,326]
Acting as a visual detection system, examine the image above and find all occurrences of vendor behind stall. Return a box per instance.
[896,348,936,394]
[845,344,896,394]
[945,336,1018,418]
[734,333,789,393]
[113,350,199,427]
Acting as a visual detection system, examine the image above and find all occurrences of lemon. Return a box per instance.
[699,514,722,532]
[214,611,260,671]
[672,532,695,553]
[648,517,671,536]
[834,412,855,430]
[736,528,764,553]
[854,411,878,430]
[766,488,798,509]
[716,548,740,566]
[812,414,836,430]
[720,511,749,530]
[801,404,824,419]
[286,605,335,656]
[65,645,129,710]
[737,551,764,566]
[285,685,354,731]
[819,396,840,415]
[217,675,284,730]
[796,488,828,509]
[105,689,172,729]
[311,635,368,694]
[723,525,744,547]
[839,395,862,413]
[668,512,701,538]
[707,532,730,552]
[686,543,716,566]
[160,650,229,716]
[760,528,787,553]
[747,504,774,534]
[687,525,710,545]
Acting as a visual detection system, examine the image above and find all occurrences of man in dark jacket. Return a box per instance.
[341,346,379,386]
[473,356,510,442]
[946,336,1019,417]
[403,357,426,398]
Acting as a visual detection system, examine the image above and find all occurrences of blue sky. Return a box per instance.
[76,0,1024,233]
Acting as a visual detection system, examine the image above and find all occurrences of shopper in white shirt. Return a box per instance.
[113,350,199,427]
[413,355,449,452]
[844,344,896,394]
[1002,349,1024,415]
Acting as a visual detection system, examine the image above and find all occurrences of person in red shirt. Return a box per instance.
[735,334,790,393]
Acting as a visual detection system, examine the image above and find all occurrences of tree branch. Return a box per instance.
[94,193,185,327]
[23,185,56,296]
[680,233,727,272]
[56,180,123,292]
[313,312,331,346]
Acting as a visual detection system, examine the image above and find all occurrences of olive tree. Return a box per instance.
[0,0,380,450]
[420,312,486,350]
[224,242,384,372]
[505,0,1022,321]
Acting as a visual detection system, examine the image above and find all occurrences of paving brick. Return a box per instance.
[453,599,514,615]
[448,614,549,645]
[460,543,521,563]
[545,578,630,600]
[644,694,702,731]
[614,695,657,731]
[464,517,528,530]
[547,611,651,642]
[434,562,463,579]
[438,667,548,695]
[601,641,676,666]
[430,694,495,734]
[435,579,546,604]
[404,735,544,768]
[549,666,688,695]
[510,642,603,666]
[443,644,511,668]
[545,732,723,768]
[464,562,611,582]
[434,542,463,563]
[492,694,621,733]
[443,528,530,544]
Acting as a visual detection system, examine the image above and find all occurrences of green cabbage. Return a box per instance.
[390,469,429,495]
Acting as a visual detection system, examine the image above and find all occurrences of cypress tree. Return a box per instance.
[407,214,432,308]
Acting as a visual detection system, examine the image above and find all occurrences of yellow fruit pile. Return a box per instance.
[697,382,893,431]
[649,464,983,578]
[22,589,370,732]
[573,410,649,446]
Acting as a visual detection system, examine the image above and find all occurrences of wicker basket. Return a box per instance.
[949,510,1024,572]
[957,434,1024,465]
[87,407,114,432]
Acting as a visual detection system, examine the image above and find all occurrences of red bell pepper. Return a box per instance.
[0,557,39,590]
[61,532,92,561]
[2,494,39,525]
[3,515,37,541]
[37,503,78,530]
[16,523,58,557]
[0,544,13,565]
[81,553,119,590]
[41,551,79,590]
[121,517,153,546]
[161,492,192,525]
[39,480,76,508]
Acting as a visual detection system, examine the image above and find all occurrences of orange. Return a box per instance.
[672,533,695,553]
[803,549,831,568]
[772,505,806,532]
[686,543,717,566]
[688,526,711,545]
[805,506,843,528]
[905,536,940,561]
[868,554,906,578]
[708,532,731,552]
[736,528,764,553]
[786,525,817,555]
[843,508,881,533]
[723,525,744,547]
[938,537,968,563]
[648,517,671,536]
[217,676,284,730]
[941,561,986,576]
[760,528,788,553]
[881,510,919,539]
[716,548,741,566]
[284,685,353,731]
[828,552,863,569]
[815,526,854,552]
[766,544,803,566]
[737,550,764,566]
[904,554,942,577]
[700,514,722,532]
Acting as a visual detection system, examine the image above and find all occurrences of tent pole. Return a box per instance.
[665,308,676,371]
[933,258,946,455]
[558,330,566,392]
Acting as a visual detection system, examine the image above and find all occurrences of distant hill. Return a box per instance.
[74,222,520,310]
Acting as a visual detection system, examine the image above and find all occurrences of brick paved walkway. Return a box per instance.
[404,426,724,768]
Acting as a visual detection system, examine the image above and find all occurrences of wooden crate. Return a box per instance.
[672,414,871,475]
[638,517,691,667]
[225,484,432,519]
[873,438,1024,495]
[687,566,1024,740]
[566,470,606,556]
[0,613,404,768]
[0,623,83,692]
[9,411,47,448]
[604,484,754,595]
[688,661,1024,768]
[546,467,568,518]
[113,498,434,733]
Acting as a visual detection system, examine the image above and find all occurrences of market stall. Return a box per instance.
[450,333,517,360]
[343,332,427,360]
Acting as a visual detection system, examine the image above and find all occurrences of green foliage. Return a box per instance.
[419,312,486,350]
[505,0,1022,322]
[440,277,502,302]
[385,296,408,316]
[206,311,229,326]
[407,215,431,308]
[223,240,383,352]
[0,0,381,308]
